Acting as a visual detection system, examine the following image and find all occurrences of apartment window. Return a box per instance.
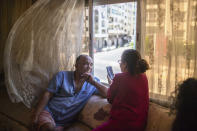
[92,1,137,82]
[101,12,105,18]
[95,25,99,34]
[102,20,105,27]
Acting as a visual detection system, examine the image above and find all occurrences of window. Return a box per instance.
[102,20,105,27]
[109,17,113,23]
[107,8,111,13]
[92,2,137,82]
[101,12,105,18]
[95,25,99,34]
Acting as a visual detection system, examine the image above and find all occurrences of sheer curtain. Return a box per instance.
[141,0,197,105]
[4,0,84,108]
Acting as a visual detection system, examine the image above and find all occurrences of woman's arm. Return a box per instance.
[107,75,119,104]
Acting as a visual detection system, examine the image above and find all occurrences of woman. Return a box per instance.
[93,49,149,131]
[171,78,197,131]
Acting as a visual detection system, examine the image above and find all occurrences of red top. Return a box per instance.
[107,72,149,130]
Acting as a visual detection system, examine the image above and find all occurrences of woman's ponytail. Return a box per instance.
[138,59,149,73]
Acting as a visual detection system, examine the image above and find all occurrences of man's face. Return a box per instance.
[75,56,93,75]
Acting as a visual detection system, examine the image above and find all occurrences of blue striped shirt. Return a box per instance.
[44,71,99,126]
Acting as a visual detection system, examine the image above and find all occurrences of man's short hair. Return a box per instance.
[75,54,89,64]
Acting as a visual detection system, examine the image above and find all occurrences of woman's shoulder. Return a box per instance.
[115,72,147,79]
[139,73,148,79]
[114,72,130,79]
[115,72,126,77]
[137,73,148,84]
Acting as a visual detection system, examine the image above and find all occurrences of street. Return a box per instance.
[94,46,131,83]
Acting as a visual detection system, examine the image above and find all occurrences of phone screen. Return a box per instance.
[106,66,114,79]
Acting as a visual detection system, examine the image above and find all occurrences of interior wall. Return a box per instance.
[0,0,36,81]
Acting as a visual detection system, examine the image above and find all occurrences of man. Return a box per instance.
[32,55,108,131]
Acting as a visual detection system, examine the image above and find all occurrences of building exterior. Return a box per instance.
[94,5,108,51]
[93,2,137,51]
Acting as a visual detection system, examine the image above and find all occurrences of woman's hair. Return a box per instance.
[121,49,149,75]
[170,78,197,131]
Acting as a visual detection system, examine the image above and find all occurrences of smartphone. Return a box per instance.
[106,66,114,80]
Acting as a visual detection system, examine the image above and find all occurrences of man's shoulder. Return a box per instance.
[55,71,73,77]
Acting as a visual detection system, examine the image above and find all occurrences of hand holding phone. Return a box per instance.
[106,66,114,80]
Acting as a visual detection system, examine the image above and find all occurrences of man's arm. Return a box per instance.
[92,80,108,98]
[32,91,53,124]
[82,73,108,97]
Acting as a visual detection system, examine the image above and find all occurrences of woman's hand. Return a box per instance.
[107,75,112,85]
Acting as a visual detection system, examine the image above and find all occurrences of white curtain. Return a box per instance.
[4,0,84,108]
[142,0,197,105]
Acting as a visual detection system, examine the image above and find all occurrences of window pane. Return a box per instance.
[93,2,137,83]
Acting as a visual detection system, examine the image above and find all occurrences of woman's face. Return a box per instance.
[119,60,127,73]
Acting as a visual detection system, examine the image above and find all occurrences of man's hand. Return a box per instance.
[31,109,39,130]
[81,73,95,85]
[30,91,53,130]
[32,113,39,124]
[82,73,108,97]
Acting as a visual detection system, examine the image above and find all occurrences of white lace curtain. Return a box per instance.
[4,0,84,108]
[141,0,197,104]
